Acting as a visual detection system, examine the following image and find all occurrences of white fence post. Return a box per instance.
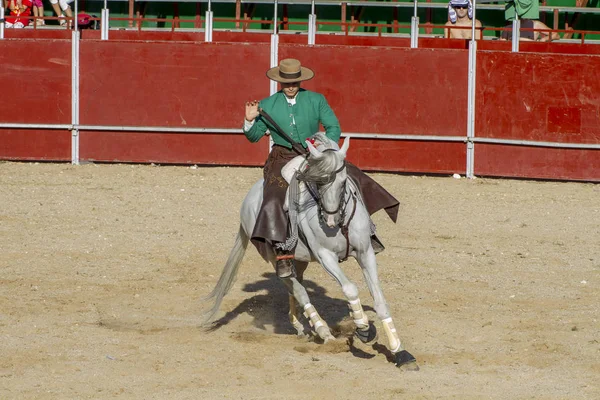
[308,0,316,45]
[101,0,110,41]
[71,30,80,165]
[512,17,520,52]
[205,0,213,42]
[410,1,419,48]
[466,0,478,178]
[0,5,5,39]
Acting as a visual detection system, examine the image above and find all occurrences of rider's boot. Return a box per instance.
[274,247,296,278]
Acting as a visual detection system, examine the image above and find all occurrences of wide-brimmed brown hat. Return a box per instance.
[266,59,314,83]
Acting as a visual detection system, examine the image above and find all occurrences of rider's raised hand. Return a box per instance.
[245,100,260,122]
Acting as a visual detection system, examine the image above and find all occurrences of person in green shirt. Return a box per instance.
[502,0,542,40]
[504,0,539,22]
[243,59,399,279]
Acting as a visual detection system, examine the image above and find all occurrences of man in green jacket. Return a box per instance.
[243,59,399,278]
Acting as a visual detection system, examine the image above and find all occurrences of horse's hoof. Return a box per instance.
[394,350,419,371]
[315,326,336,343]
[323,335,335,344]
[355,323,378,345]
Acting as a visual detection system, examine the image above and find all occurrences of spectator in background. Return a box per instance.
[445,0,482,40]
[32,0,44,26]
[501,0,560,41]
[4,0,33,28]
[501,19,560,41]
[49,0,73,26]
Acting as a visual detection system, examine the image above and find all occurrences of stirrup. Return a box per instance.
[275,251,296,278]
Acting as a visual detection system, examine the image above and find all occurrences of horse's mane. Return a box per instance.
[298,133,343,184]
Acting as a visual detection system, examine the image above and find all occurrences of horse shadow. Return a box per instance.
[206,272,375,335]
[206,272,397,362]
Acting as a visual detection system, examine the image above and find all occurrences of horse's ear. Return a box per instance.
[339,136,350,157]
[306,140,324,159]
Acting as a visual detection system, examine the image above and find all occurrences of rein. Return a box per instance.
[298,152,357,262]
[339,192,357,262]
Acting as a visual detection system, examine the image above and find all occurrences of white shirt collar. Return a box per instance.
[284,92,297,105]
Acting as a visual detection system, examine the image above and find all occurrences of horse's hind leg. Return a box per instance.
[356,248,418,370]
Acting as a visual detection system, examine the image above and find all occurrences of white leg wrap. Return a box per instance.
[303,303,333,341]
[348,298,369,329]
[303,303,322,328]
[382,317,403,353]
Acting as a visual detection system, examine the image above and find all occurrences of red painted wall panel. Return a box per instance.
[476,144,600,182]
[80,131,267,165]
[2,30,72,39]
[0,130,71,161]
[82,30,205,41]
[0,40,71,161]
[0,40,71,124]
[476,51,600,144]
[478,40,600,55]
[78,41,270,163]
[347,139,465,174]
[79,41,271,128]
[213,31,272,43]
[278,45,469,137]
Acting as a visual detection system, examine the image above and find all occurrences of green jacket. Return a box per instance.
[244,89,341,149]
[505,0,539,21]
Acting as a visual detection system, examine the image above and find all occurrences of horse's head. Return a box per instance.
[301,133,351,228]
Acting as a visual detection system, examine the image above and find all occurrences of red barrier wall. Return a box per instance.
[478,40,600,55]
[475,50,600,180]
[278,44,469,173]
[80,131,269,165]
[475,145,600,181]
[1,35,598,180]
[3,30,72,39]
[0,130,71,161]
[78,40,271,164]
[346,139,466,174]
[82,30,206,41]
[0,40,71,124]
[0,39,72,161]
[477,51,600,144]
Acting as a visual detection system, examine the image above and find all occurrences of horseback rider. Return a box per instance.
[243,58,399,279]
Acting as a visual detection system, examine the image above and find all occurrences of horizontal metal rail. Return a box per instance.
[77,125,241,133]
[0,123,73,130]
[472,137,600,150]
[2,123,598,150]
[342,133,465,142]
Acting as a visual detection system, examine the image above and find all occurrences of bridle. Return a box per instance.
[299,150,357,261]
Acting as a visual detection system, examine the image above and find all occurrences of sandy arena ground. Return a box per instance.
[0,161,598,399]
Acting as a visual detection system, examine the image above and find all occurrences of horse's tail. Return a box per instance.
[200,225,249,327]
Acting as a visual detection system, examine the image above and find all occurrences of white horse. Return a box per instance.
[201,133,417,369]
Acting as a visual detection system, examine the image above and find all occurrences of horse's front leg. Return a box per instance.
[312,248,378,341]
[278,263,335,342]
[356,247,419,370]
[287,261,309,337]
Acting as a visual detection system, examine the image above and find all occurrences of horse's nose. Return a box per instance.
[326,214,336,228]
